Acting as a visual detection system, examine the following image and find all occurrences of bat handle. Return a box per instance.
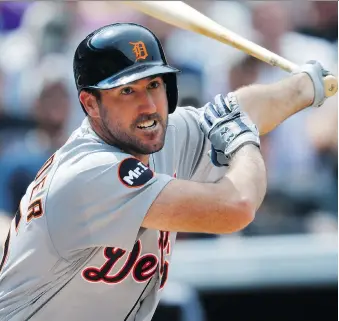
[324,75,338,97]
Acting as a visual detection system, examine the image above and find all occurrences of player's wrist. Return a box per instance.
[227,143,263,173]
[293,60,331,108]
[231,143,261,159]
[224,133,260,158]
[293,73,315,108]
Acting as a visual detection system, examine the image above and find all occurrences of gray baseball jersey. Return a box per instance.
[0,106,226,321]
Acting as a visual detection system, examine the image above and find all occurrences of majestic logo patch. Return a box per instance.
[118,158,153,187]
[129,41,148,61]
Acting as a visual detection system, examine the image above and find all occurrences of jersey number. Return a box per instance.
[0,154,54,274]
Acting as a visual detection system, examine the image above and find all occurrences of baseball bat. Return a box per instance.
[122,1,337,97]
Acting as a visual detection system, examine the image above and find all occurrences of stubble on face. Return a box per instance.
[98,101,168,155]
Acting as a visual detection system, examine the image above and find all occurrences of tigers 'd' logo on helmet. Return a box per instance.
[129,41,149,61]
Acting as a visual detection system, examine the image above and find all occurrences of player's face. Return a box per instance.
[98,76,168,156]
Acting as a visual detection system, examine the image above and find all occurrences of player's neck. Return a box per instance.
[132,154,150,166]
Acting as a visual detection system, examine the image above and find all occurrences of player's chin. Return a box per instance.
[137,130,166,154]
[138,143,164,155]
[141,134,166,154]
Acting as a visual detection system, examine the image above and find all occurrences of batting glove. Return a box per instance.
[199,93,260,167]
[293,60,331,108]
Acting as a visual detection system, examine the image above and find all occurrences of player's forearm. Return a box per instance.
[235,73,314,135]
[218,144,267,213]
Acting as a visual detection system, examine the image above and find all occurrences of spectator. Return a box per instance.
[294,2,338,43]
[0,2,30,32]
[246,1,337,225]
[0,55,71,213]
[0,2,75,117]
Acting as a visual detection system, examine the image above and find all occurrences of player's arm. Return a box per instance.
[142,96,266,234]
[142,144,264,234]
[235,61,332,135]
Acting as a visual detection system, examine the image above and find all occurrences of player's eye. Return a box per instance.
[148,80,160,90]
[120,87,134,95]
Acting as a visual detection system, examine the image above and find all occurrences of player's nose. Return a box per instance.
[137,90,157,114]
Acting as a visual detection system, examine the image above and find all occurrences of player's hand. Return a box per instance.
[293,60,332,108]
[199,93,260,167]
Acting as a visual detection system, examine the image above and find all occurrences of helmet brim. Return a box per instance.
[88,63,180,90]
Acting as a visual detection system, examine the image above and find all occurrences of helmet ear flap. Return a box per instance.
[163,73,178,114]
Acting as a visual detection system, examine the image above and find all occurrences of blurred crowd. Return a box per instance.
[0,1,337,246]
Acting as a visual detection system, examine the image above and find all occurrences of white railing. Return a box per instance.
[168,233,338,291]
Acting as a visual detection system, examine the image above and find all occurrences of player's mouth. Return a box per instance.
[136,120,157,130]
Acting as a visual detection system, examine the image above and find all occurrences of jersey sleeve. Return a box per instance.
[170,106,227,183]
[47,152,174,257]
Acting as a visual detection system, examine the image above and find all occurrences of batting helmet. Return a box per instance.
[73,23,180,114]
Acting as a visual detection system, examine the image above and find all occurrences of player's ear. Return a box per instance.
[79,90,100,118]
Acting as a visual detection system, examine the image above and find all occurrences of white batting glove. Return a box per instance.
[199,93,260,167]
[293,60,332,108]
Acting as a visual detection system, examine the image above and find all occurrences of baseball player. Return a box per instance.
[0,23,332,321]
